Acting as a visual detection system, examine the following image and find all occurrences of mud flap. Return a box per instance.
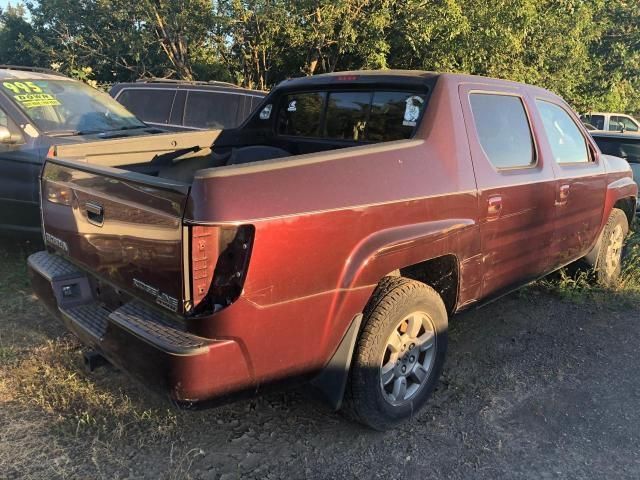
[310,313,363,410]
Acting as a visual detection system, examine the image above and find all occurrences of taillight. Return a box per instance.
[44,180,72,205]
[188,224,255,315]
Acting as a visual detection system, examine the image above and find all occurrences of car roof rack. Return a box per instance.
[0,65,67,77]
[135,77,239,88]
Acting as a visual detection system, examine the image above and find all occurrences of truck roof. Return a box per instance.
[275,70,562,100]
[0,65,71,81]
[277,70,439,90]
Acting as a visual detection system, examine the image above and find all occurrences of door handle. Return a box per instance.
[556,184,570,205]
[86,202,104,226]
[487,195,503,219]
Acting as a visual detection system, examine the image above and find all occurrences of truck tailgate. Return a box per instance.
[41,158,190,314]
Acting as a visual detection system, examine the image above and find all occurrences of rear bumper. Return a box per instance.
[28,251,252,403]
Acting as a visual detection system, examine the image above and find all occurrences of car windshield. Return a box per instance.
[1,79,146,135]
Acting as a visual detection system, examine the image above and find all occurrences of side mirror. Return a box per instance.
[0,125,22,145]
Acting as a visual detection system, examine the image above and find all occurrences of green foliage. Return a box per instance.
[0,0,638,110]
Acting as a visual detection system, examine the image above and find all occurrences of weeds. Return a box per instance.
[530,223,640,306]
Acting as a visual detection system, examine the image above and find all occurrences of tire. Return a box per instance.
[593,208,629,287]
[344,276,448,431]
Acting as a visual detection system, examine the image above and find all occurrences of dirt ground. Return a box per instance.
[1,239,639,479]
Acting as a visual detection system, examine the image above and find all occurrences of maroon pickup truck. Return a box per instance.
[29,71,637,430]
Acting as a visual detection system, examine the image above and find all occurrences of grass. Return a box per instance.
[1,224,639,477]
[526,222,640,306]
[0,239,195,478]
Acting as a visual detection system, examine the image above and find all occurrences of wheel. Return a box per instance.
[594,208,629,286]
[344,276,448,430]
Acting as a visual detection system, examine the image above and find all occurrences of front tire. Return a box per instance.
[594,208,629,286]
[344,276,448,431]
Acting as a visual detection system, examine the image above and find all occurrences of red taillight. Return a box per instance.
[191,225,219,308]
[189,224,255,314]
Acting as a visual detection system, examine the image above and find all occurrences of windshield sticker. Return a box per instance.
[259,104,273,120]
[2,81,61,109]
[287,100,297,112]
[403,95,425,127]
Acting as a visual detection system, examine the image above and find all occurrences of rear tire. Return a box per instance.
[344,276,448,431]
[593,208,629,287]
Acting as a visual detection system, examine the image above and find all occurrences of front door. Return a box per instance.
[0,104,42,233]
[533,99,607,267]
[459,84,557,298]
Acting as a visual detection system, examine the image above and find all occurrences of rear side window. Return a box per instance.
[593,137,640,164]
[116,89,175,124]
[536,100,589,164]
[588,114,605,130]
[184,91,242,129]
[469,93,535,168]
[277,92,326,137]
[276,90,426,142]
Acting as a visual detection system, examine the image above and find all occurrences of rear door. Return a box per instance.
[41,158,190,313]
[459,84,557,297]
[534,100,607,266]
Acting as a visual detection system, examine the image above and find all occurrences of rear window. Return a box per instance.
[593,137,640,164]
[276,90,427,142]
[184,91,243,129]
[277,92,325,137]
[116,89,175,124]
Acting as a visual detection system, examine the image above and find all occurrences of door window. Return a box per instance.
[587,114,605,130]
[610,115,639,132]
[536,100,590,164]
[116,89,175,124]
[469,93,535,169]
[184,91,242,129]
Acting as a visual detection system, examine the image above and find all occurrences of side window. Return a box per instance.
[184,91,241,129]
[277,92,326,137]
[116,89,175,124]
[0,107,24,148]
[469,93,535,168]
[620,116,639,132]
[536,100,590,164]
[610,116,623,132]
[589,114,605,130]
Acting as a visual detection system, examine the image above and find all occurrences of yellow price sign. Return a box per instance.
[2,81,44,94]
[2,81,60,108]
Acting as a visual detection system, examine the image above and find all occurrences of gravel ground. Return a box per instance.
[1,241,640,479]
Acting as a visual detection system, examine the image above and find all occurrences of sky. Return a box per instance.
[0,0,21,10]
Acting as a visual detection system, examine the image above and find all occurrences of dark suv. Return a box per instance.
[110,79,266,131]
